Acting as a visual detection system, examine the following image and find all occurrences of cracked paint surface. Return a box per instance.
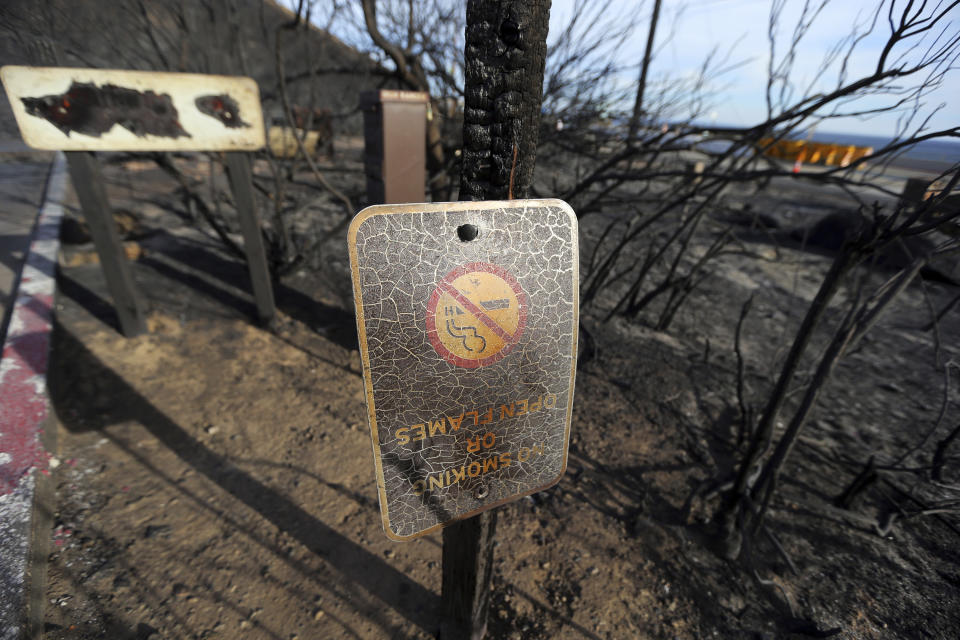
[348,200,578,540]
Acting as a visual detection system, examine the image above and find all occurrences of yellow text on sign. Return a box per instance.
[412,443,546,496]
[393,393,560,447]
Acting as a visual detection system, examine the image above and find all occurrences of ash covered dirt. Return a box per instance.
[40,145,960,639]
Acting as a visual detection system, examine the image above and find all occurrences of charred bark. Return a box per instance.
[459,0,551,201]
[441,3,551,639]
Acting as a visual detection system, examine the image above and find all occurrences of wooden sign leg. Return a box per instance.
[64,151,147,337]
[224,152,276,326]
[441,510,497,640]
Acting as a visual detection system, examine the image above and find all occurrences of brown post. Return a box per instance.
[442,2,552,639]
[901,177,930,209]
[224,152,276,326]
[361,90,429,204]
[64,151,148,337]
[441,513,498,640]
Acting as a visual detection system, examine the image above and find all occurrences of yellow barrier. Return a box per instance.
[268,127,321,158]
[758,137,873,168]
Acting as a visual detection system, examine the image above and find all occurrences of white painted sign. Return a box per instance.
[1,66,265,151]
[349,200,579,539]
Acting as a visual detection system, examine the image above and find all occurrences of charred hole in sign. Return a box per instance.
[195,94,250,128]
[21,81,189,139]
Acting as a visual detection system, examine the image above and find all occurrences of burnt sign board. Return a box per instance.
[0,66,264,151]
[348,200,579,540]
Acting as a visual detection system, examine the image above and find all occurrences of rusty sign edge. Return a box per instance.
[348,199,579,541]
[0,65,266,151]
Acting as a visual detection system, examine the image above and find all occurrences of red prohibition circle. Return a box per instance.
[425,262,528,368]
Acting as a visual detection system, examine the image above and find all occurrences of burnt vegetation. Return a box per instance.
[4,0,960,636]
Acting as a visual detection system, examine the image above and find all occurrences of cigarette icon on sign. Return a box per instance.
[426,262,527,369]
[479,298,510,311]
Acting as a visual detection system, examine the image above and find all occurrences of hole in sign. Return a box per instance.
[473,483,489,499]
[457,224,479,242]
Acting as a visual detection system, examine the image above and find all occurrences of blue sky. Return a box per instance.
[303,0,958,140]
[549,0,960,138]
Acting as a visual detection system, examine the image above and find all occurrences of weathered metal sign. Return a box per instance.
[0,66,265,151]
[348,200,579,540]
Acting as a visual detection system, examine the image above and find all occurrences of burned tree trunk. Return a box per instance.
[441,3,551,640]
[458,0,551,201]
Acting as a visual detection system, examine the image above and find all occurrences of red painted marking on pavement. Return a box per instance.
[0,152,66,495]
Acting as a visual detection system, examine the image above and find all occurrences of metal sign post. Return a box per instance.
[348,199,578,532]
[224,152,276,326]
[63,151,148,336]
[0,66,274,332]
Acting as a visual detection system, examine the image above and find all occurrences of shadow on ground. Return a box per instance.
[48,321,439,637]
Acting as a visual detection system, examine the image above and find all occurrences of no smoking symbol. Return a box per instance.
[426,262,528,368]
